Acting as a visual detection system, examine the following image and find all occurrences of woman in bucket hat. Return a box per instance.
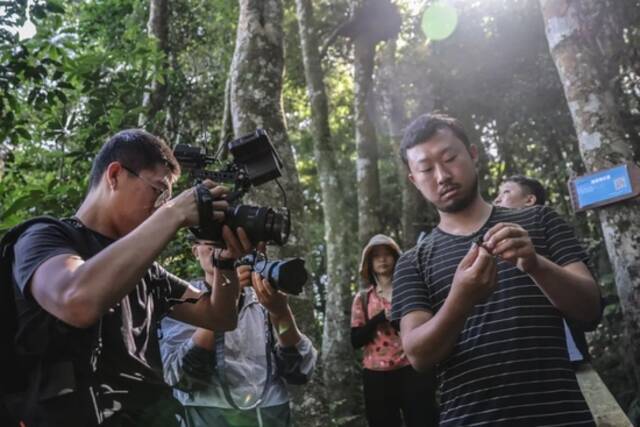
[351,234,438,427]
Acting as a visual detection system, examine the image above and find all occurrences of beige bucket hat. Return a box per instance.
[359,234,402,283]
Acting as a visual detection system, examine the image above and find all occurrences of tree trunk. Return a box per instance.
[378,39,426,247]
[0,149,5,180]
[294,0,362,424]
[216,75,233,160]
[354,34,383,248]
[540,0,640,396]
[229,1,319,423]
[139,0,169,128]
[229,0,305,255]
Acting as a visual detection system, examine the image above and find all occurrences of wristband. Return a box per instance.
[213,257,236,271]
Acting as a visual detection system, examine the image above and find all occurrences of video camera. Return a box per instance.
[174,129,290,247]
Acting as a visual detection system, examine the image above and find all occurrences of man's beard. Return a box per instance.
[437,173,479,213]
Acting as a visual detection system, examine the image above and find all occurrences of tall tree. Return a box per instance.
[378,39,427,246]
[540,0,640,398]
[229,0,306,255]
[340,0,400,247]
[228,0,319,421]
[353,29,382,247]
[294,0,361,423]
[139,0,169,128]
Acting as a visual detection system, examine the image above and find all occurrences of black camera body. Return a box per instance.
[174,129,290,246]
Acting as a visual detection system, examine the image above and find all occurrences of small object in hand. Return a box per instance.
[474,235,492,255]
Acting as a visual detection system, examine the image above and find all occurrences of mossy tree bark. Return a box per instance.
[295,0,362,424]
[541,0,640,394]
[140,0,169,129]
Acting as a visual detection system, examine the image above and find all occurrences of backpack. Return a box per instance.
[0,216,102,426]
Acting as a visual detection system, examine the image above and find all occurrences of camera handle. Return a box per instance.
[195,183,214,226]
[190,184,224,243]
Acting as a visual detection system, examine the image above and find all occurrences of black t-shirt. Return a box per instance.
[391,206,595,426]
[12,219,188,425]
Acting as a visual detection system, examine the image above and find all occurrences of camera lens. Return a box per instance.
[264,209,290,246]
[228,205,290,245]
[247,255,307,295]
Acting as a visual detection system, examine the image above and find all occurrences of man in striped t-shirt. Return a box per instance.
[391,113,601,426]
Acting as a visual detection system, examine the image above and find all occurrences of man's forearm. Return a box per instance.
[529,256,600,324]
[403,295,472,372]
[271,306,302,348]
[206,268,240,330]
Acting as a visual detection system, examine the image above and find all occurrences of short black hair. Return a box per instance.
[88,129,180,189]
[504,175,547,205]
[400,113,470,165]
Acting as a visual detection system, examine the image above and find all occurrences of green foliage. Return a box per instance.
[161,0,238,146]
[1,1,68,146]
[1,0,156,229]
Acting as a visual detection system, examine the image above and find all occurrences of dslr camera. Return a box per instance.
[237,252,308,296]
[174,129,290,247]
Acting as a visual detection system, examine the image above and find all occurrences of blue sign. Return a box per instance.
[574,164,633,208]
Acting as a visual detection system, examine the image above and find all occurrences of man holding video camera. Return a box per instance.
[160,239,317,427]
[3,129,255,426]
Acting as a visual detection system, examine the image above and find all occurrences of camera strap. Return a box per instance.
[214,303,274,410]
[193,184,219,240]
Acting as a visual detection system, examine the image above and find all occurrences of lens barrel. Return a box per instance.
[227,205,290,245]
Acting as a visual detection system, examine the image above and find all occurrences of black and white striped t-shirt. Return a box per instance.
[391,206,595,426]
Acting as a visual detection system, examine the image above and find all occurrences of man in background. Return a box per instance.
[494,175,590,367]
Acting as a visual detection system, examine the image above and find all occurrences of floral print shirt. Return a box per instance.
[351,286,410,371]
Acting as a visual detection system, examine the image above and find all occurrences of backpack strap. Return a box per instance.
[0,216,65,257]
[417,231,436,304]
[359,289,369,323]
[213,299,273,410]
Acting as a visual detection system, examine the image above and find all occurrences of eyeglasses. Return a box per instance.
[121,165,171,208]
